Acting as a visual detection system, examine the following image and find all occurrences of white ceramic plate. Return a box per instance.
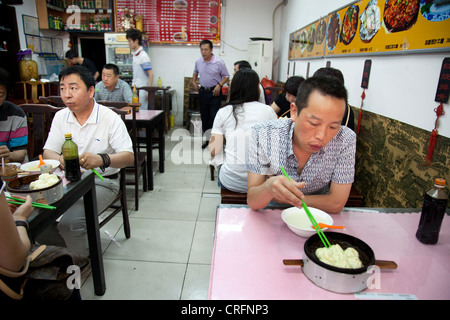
[20,159,60,173]
[281,206,334,237]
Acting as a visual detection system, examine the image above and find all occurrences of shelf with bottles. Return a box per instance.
[37,0,113,32]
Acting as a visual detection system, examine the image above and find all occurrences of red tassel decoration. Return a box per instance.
[356,89,365,134]
[425,103,445,166]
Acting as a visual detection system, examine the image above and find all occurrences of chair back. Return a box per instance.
[97,100,129,109]
[38,96,65,108]
[19,103,62,161]
[263,86,284,105]
[136,86,170,110]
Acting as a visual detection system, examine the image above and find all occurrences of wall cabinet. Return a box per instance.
[36,0,113,32]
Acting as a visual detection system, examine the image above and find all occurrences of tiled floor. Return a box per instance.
[80,126,221,300]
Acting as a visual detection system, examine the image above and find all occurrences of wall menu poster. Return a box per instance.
[289,0,450,60]
[115,0,221,45]
[288,18,328,60]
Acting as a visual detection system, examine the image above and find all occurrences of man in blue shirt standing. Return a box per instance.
[192,40,229,148]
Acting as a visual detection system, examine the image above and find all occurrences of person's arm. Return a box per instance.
[302,182,352,214]
[192,73,199,92]
[78,151,134,170]
[0,145,27,163]
[213,76,229,96]
[270,102,281,114]
[0,190,33,272]
[146,69,154,87]
[209,133,224,157]
[247,172,305,210]
[43,149,64,169]
[247,171,351,213]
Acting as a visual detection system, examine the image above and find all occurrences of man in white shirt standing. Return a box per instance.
[126,28,154,110]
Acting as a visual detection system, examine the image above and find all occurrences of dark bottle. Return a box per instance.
[416,178,448,244]
[62,133,81,181]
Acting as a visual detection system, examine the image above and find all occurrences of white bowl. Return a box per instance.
[281,206,334,237]
[20,159,60,173]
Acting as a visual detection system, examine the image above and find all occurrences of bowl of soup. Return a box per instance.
[281,206,333,237]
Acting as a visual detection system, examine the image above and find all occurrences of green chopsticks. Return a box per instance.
[91,168,104,181]
[6,196,56,210]
[280,166,331,248]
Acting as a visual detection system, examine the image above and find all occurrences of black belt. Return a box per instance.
[199,86,217,92]
[104,173,119,180]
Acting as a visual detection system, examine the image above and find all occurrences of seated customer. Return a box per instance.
[209,68,277,193]
[42,66,134,256]
[271,76,305,118]
[247,76,356,214]
[94,64,132,103]
[0,72,28,163]
[313,67,355,131]
[233,60,268,104]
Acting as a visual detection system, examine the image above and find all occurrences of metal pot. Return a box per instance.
[7,174,63,204]
[302,232,376,293]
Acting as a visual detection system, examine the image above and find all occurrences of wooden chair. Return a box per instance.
[107,104,148,211]
[137,86,171,132]
[38,96,65,108]
[18,103,62,161]
[263,86,284,105]
[104,107,131,238]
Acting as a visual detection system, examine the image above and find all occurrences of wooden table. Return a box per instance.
[125,110,165,190]
[209,206,450,300]
[28,170,106,296]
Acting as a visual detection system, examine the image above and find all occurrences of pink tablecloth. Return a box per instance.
[208,207,450,300]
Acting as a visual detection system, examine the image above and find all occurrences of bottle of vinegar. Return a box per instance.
[62,133,81,181]
[416,178,448,244]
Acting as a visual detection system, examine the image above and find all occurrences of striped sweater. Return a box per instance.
[0,101,28,150]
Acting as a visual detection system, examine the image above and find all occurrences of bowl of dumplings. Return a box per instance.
[7,173,63,204]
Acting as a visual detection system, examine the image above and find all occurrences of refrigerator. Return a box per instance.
[104,33,133,85]
[104,32,149,86]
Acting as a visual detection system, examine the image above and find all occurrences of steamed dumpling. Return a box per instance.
[315,244,363,269]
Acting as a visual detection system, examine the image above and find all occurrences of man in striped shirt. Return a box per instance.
[247,76,356,214]
[0,74,28,163]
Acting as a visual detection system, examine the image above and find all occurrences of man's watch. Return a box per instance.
[15,220,29,230]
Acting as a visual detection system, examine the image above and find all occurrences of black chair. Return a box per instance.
[38,96,66,108]
[263,86,284,105]
[19,103,63,161]
[105,104,148,211]
[124,104,148,211]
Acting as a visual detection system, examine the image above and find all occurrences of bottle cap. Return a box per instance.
[434,178,446,186]
[65,133,72,138]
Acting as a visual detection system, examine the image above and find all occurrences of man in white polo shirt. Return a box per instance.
[42,65,134,256]
[126,28,153,110]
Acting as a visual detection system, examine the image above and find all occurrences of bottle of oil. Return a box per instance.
[62,133,81,181]
[416,178,448,244]
[132,85,139,103]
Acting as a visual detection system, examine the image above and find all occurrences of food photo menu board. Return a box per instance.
[115,0,221,44]
[289,0,450,59]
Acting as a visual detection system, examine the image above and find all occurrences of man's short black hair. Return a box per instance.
[103,63,120,76]
[234,60,252,70]
[59,65,95,90]
[65,50,79,59]
[126,28,143,46]
[295,76,347,115]
[200,39,213,49]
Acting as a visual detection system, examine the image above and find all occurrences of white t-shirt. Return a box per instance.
[132,46,152,110]
[211,101,277,193]
[43,102,133,177]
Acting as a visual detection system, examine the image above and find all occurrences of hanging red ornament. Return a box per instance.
[357,60,372,134]
[425,58,450,166]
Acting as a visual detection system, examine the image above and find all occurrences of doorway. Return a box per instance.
[79,37,106,77]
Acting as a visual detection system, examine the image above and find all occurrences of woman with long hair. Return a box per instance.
[209,68,277,193]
